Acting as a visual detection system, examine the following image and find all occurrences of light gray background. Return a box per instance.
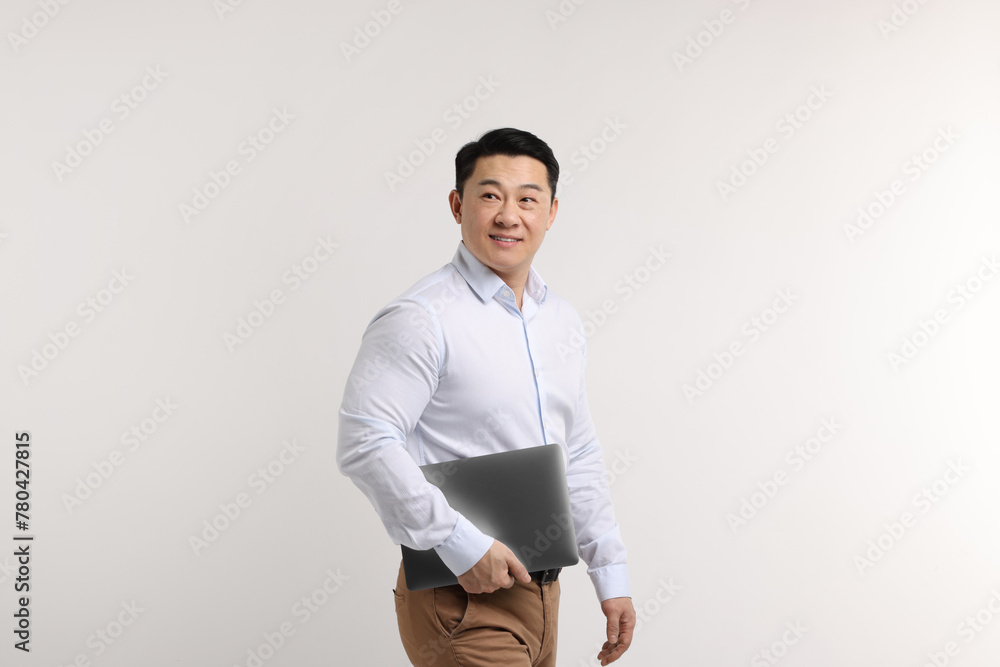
[3,0,1000,665]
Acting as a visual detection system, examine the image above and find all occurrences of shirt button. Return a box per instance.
[503,288,512,298]
[535,369,540,377]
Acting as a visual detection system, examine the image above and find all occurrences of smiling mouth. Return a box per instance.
[490,235,521,243]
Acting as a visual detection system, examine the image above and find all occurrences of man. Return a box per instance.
[338,128,635,666]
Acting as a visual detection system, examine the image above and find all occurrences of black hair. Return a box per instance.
[454,128,559,201]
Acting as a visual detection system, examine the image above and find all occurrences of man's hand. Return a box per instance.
[456,539,531,594]
[597,596,636,665]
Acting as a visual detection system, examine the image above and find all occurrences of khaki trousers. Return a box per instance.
[393,560,560,666]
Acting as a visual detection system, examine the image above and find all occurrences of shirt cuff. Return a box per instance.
[433,513,494,576]
[589,563,631,602]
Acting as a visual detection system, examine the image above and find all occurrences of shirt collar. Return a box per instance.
[452,242,548,305]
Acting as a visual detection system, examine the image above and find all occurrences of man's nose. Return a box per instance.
[495,200,520,225]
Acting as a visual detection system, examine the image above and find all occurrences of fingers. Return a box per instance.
[460,541,532,593]
[507,554,531,584]
[495,540,530,584]
[614,608,634,649]
[597,640,627,665]
[597,606,634,665]
[479,569,520,592]
[618,616,634,647]
[597,637,629,664]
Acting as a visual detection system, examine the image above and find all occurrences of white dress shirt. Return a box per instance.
[337,241,630,601]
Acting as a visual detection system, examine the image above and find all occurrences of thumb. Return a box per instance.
[606,615,620,645]
[507,553,531,583]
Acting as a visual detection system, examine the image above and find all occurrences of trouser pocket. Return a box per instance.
[433,584,473,636]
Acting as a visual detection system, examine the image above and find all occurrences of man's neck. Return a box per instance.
[496,272,528,310]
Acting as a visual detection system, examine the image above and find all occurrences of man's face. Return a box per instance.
[449,154,558,285]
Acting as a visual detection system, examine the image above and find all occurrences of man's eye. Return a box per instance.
[483,193,498,199]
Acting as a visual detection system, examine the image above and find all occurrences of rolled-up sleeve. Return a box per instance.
[337,299,492,576]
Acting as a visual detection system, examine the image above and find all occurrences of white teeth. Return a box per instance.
[491,236,518,242]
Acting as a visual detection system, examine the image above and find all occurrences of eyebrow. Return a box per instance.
[476,178,544,193]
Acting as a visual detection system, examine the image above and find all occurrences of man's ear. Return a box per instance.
[546,195,559,231]
[449,189,463,225]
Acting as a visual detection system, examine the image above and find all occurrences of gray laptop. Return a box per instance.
[401,444,579,591]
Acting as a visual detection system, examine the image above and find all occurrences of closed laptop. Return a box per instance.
[401,444,579,591]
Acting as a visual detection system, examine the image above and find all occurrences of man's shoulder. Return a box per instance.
[391,262,465,306]
[368,261,465,325]
[537,285,584,327]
